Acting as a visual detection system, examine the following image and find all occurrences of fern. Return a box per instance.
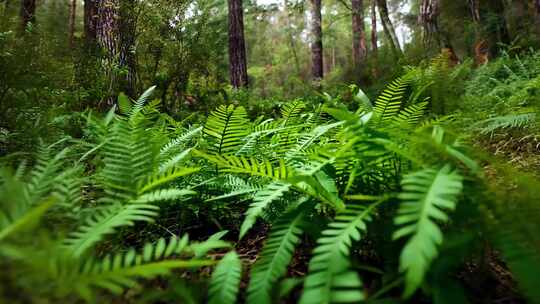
[393,165,463,297]
[203,105,249,155]
[60,235,212,300]
[64,203,160,257]
[194,151,293,180]
[300,202,380,304]
[476,113,536,135]
[394,101,429,128]
[373,76,412,124]
[248,208,305,304]
[209,251,242,304]
[240,181,291,239]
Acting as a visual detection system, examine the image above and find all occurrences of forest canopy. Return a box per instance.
[0,0,539,303]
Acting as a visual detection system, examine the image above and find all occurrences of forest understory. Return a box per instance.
[1,0,540,303]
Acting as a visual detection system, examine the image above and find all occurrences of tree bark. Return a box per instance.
[20,0,36,30]
[534,0,540,35]
[97,0,120,105]
[351,0,367,68]
[228,0,249,89]
[84,0,99,46]
[376,0,402,57]
[310,0,323,82]
[68,0,77,48]
[370,0,378,56]
[119,0,137,98]
[418,0,440,46]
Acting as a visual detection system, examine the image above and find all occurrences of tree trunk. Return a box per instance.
[310,0,323,82]
[84,0,98,46]
[351,0,367,69]
[20,0,36,30]
[376,0,402,57]
[118,0,137,98]
[370,0,378,56]
[534,0,540,35]
[97,0,120,105]
[68,0,77,48]
[370,0,378,77]
[228,0,248,89]
[418,0,440,46]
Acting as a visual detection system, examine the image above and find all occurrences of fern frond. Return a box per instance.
[393,165,463,297]
[138,167,200,194]
[135,188,195,204]
[64,203,160,257]
[66,235,211,299]
[476,113,536,135]
[299,202,379,304]
[394,101,429,128]
[203,105,250,155]
[373,76,412,123]
[209,251,242,304]
[160,126,202,157]
[0,197,55,242]
[281,100,306,127]
[194,151,293,180]
[239,181,291,239]
[248,208,305,304]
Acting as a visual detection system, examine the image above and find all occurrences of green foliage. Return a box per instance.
[209,251,242,304]
[393,165,463,297]
[248,207,305,304]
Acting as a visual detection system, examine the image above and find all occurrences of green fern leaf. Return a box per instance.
[204,105,250,155]
[299,203,379,304]
[240,181,291,239]
[248,208,305,304]
[209,251,242,304]
[393,165,463,298]
[373,76,412,123]
[64,203,160,257]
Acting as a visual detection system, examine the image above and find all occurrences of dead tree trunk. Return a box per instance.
[228,0,249,89]
[418,0,440,46]
[310,0,323,83]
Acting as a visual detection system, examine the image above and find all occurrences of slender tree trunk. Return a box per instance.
[228,0,248,89]
[84,0,98,47]
[68,0,77,48]
[370,0,378,77]
[20,0,36,30]
[351,0,367,68]
[119,0,137,98]
[534,0,540,36]
[97,0,120,105]
[376,0,402,57]
[310,0,323,82]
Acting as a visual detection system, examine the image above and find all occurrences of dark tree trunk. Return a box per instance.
[228,0,248,89]
[119,0,137,98]
[351,0,367,69]
[310,0,323,82]
[84,0,98,46]
[534,0,540,36]
[20,0,36,30]
[376,0,402,57]
[68,0,76,48]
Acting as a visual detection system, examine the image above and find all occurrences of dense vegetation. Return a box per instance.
[1,0,539,303]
